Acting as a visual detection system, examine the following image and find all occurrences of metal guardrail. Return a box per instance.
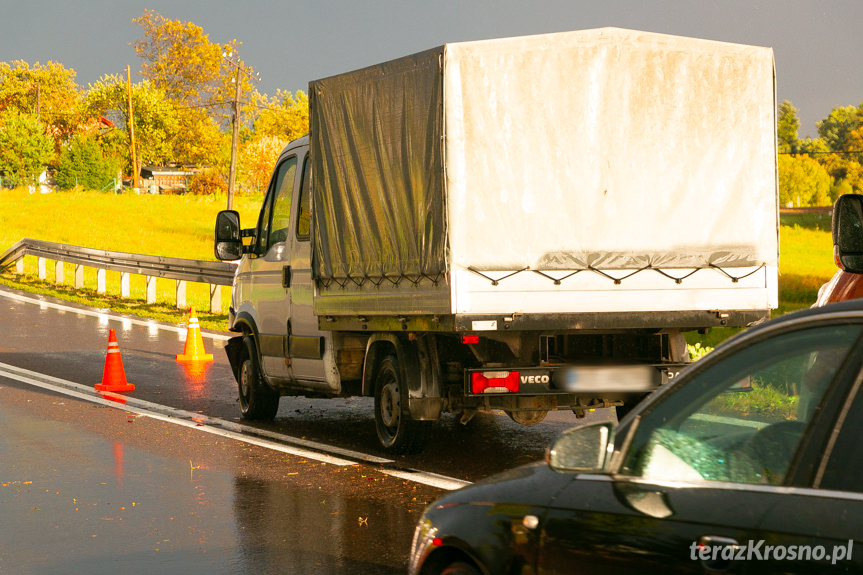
[0,238,237,311]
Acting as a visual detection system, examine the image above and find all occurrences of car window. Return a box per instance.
[620,324,863,486]
[818,384,863,493]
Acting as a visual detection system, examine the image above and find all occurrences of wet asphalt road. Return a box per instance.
[0,383,434,574]
[0,284,613,481]
[0,284,613,573]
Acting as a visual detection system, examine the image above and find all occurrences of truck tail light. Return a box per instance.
[471,371,520,394]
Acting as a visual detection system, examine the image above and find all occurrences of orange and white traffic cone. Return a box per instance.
[176,307,214,362]
[95,329,135,392]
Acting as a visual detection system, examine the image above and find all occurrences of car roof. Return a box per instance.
[704,298,863,357]
[756,298,863,329]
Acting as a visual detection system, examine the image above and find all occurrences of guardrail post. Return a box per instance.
[146,275,157,304]
[97,269,106,294]
[16,258,24,274]
[209,284,220,313]
[120,272,130,298]
[74,265,84,289]
[176,279,187,309]
[55,260,64,284]
[38,257,47,280]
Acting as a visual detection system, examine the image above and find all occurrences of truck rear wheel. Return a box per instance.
[238,335,280,421]
[374,355,428,454]
[506,410,548,425]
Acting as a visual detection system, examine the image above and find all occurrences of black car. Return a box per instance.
[409,300,863,574]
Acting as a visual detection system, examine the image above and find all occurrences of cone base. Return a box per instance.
[176,353,214,362]
[95,382,135,392]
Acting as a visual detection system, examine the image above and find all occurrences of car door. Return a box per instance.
[286,153,334,392]
[249,154,298,383]
[752,384,863,573]
[538,319,863,575]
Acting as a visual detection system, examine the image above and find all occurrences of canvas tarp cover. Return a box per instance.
[310,47,446,281]
[310,28,778,282]
[443,28,777,272]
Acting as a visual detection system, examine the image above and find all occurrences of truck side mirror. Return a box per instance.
[215,210,243,261]
[833,194,863,273]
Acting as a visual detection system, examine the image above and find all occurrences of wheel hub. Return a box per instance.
[239,363,251,399]
[380,381,401,428]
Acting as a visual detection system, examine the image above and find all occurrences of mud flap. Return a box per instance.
[224,336,245,382]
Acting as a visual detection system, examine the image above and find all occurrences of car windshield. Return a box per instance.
[620,323,862,486]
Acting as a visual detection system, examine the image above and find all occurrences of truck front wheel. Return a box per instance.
[374,355,428,454]
[238,335,280,421]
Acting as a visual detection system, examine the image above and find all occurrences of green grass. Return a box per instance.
[0,190,840,337]
[0,188,263,330]
[0,188,262,259]
[709,381,799,421]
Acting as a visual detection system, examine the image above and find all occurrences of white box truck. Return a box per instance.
[214,28,779,453]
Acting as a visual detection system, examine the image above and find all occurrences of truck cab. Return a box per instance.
[216,137,340,413]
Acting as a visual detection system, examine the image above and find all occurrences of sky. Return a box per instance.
[3,0,862,138]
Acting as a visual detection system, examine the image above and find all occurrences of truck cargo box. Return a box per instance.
[308,28,778,326]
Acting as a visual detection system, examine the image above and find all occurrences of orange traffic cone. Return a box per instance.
[95,329,135,392]
[176,307,214,362]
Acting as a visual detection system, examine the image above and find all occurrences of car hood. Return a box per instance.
[432,461,576,509]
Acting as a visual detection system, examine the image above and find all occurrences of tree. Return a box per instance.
[132,9,253,126]
[0,60,82,151]
[817,104,861,153]
[55,134,118,190]
[239,135,286,194]
[0,109,55,188]
[777,100,799,154]
[778,154,833,207]
[173,107,225,166]
[84,75,180,171]
[798,137,830,157]
[252,90,309,142]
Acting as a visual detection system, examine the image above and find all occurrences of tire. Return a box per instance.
[238,335,280,421]
[373,355,429,454]
[441,561,481,575]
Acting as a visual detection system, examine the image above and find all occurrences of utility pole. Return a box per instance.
[126,65,139,192]
[227,61,242,211]
[222,51,259,210]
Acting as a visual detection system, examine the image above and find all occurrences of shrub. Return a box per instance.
[55,135,118,191]
[188,169,226,195]
[0,109,55,187]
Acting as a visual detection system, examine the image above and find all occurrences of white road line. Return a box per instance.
[381,469,472,491]
[0,364,356,466]
[0,361,471,490]
[0,288,231,341]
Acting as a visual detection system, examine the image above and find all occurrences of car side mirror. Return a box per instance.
[215,210,243,261]
[833,194,863,273]
[547,421,615,473]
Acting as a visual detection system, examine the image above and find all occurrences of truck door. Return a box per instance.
[286,153,332,390]
[249,154,298,383]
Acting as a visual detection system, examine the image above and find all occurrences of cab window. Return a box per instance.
[620,324,863,486]
[296,155,311,240]
[257,155,297,254]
